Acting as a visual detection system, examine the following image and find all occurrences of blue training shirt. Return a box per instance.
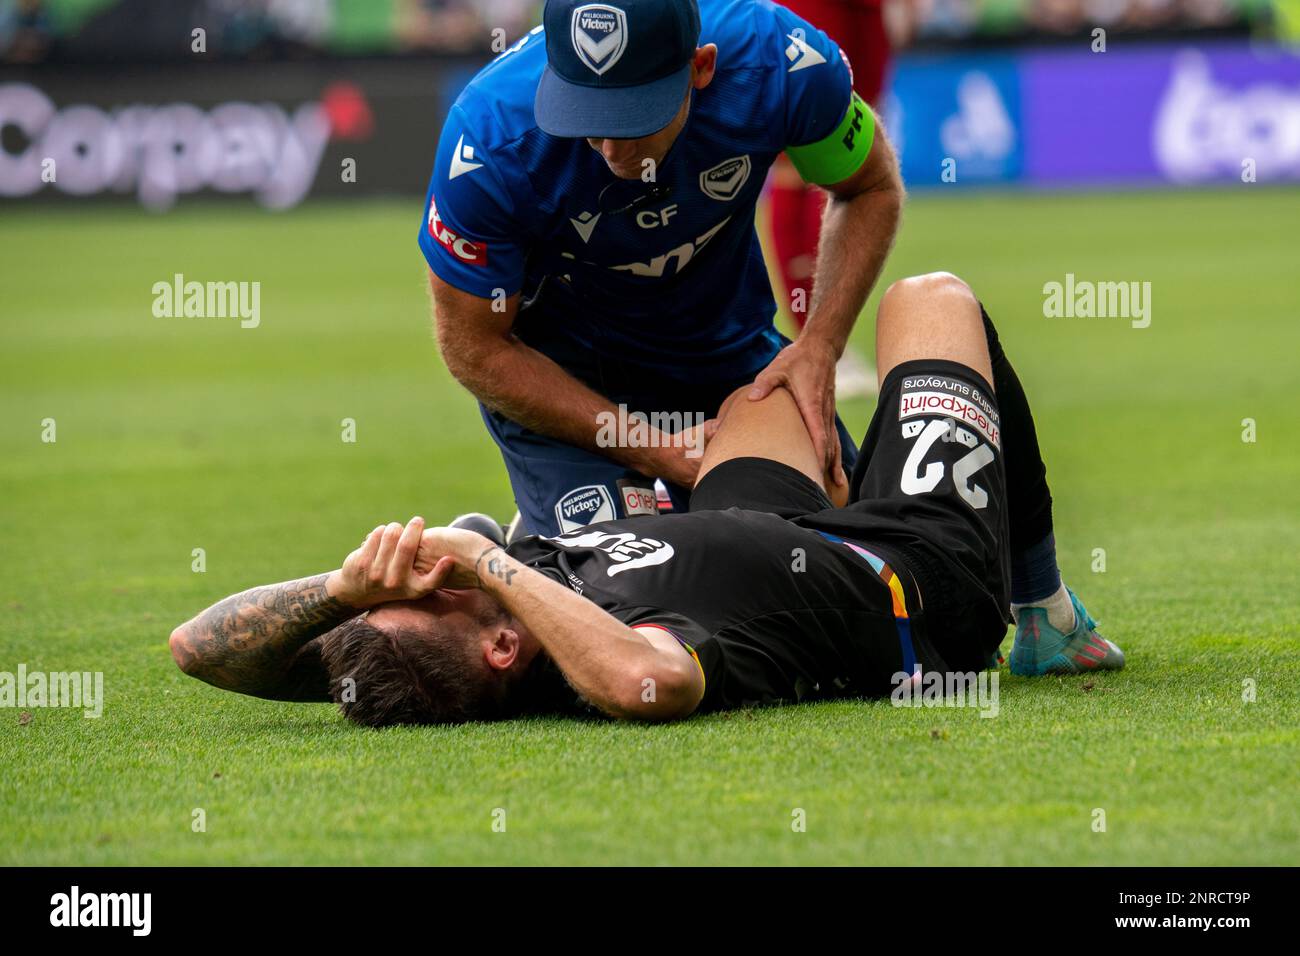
[418,0,854,382]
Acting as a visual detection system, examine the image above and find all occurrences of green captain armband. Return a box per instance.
[787,90,875,186]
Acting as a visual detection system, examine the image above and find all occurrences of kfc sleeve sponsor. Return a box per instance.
[427,194,489,266]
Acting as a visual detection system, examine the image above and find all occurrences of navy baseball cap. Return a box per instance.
[535,0,702,140]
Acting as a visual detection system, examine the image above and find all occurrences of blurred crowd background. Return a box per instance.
[2,0,1298,209]
[2,0,1294,64]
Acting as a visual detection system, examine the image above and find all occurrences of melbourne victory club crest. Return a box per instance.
[555,484,617,533]
[571,4,629,76]
[699,156,752,201]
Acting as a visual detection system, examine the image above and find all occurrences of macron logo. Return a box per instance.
[449,134,483,180]
[785,33,827,72]
[570,210,601,243]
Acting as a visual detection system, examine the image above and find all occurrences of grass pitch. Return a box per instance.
[1,188,1297,865]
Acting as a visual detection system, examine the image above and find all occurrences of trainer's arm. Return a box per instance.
[749,106,903,480]
[802,109,904,358]
[427,527,704,721]
[429,274,701,488]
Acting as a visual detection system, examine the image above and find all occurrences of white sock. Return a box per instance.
[1011,582,1076,633]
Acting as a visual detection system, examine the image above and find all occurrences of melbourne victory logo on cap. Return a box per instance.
[571,4,629,76]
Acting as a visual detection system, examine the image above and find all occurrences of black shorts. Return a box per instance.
[689,359,1011,671]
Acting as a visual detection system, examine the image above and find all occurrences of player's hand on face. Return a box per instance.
[417,526,495,590]
[334,517,451,608]
[748,339,846,486]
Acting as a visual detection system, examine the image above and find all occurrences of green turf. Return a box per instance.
[1,189,1297,866]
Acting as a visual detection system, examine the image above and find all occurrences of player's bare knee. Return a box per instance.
[876,272,991,383]
[881,271,976,320]
[880,272,981,342]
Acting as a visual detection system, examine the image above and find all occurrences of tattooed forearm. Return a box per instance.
[475,546,516,587]
[169,573,357,698]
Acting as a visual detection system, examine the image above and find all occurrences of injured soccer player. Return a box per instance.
[169,272,1124,725]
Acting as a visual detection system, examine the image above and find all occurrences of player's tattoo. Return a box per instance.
[475,545,516,587]
[172,573,357,699]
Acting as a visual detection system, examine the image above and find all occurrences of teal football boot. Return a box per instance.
[1009,587,1125,676]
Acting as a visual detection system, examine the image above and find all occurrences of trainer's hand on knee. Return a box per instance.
[748,339,844,486]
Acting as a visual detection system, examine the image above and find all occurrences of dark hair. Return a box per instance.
[318,611,508,727]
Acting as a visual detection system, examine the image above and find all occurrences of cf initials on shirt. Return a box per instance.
[635,204,679,229]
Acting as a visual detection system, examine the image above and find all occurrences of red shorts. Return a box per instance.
[780,0,892,105]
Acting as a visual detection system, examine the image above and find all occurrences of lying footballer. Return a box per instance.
[169,273,1124,724]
